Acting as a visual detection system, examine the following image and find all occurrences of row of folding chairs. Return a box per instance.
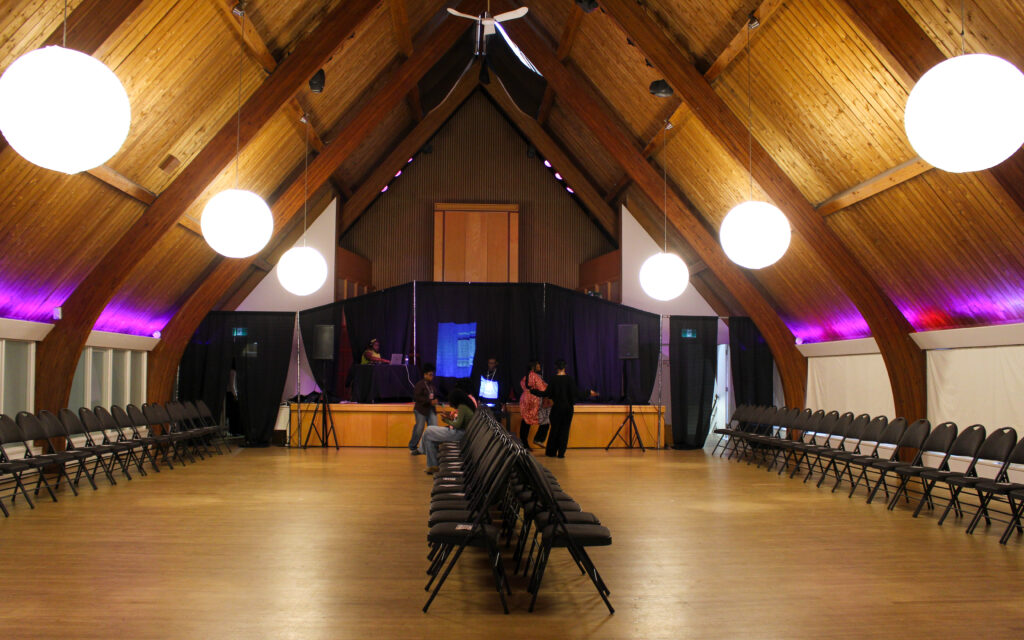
[423,409,613,614]
[0,400,228,517]
[711,405,1024,544]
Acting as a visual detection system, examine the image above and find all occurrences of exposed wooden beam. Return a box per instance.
[499,7,807,408]
[605,0,780,201]
[340,67,480,234]
[836,0,1024,220]
[85,165,157,205]
[703,0,784,82]
[389,0,425,122]
[146,3,483,403]
[537,5,585,125]
[36,0,382,412]
[598,0,925,420]
[484,77,618,244]
[817,157,931,217]
[177,215,202,236]
[209,0,327,153]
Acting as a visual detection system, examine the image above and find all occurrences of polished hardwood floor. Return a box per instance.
[1,446,1022,639]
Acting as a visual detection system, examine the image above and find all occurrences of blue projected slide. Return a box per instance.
[436,322,477,377]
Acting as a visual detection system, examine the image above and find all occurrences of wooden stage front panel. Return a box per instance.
[288,403,665,448]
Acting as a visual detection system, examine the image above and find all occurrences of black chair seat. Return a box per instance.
[428,509,473,527]
[427,522,500,547]
[533,511,600,527]
[541,523,612,546]
[919,469,964,481]
[972,479,1024,493]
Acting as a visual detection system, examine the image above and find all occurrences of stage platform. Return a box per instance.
[286,402,665,449]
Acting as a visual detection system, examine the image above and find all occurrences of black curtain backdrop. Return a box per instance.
[415,282,545,399]
[669,316,719,449]
[343,283,413,366]
[729,316,775,407]
[551,287,659,403]
[298,300,346,397]
[178,311,294,446]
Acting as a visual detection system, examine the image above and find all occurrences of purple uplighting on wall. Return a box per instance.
[0,282,70,324]
[785,313,871,344]
[93,307,173,337]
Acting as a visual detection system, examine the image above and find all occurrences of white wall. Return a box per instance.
[621,204,718,319]
[806,353,896,418]
[237,199,338,312]
[928,346,1024,429]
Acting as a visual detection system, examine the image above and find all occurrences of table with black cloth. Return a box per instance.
[348,364,420,403]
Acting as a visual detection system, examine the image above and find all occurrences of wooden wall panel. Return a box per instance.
[0,0,85,70]
[244,0,347,60]
[340,92,613,290]
[899,0,1024,68]
[545,102,624,194]
[335,105,414,189]
[828,169,1024,331]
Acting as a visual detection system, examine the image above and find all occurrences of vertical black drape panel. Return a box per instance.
[178,311,294,446]
[546,287,658,403]
[415,282,545,398]
[298,300,345,396]
[342,284,413,365]
[729,316,775,407]
[669,316,719,449]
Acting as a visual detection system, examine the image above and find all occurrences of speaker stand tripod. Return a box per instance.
[605,362,645,451]
[303,361,339,449]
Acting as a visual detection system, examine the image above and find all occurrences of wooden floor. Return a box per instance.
[1,447,1023,639]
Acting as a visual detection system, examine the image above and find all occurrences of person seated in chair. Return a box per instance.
[421,389,475,475]
[360,338,387,365]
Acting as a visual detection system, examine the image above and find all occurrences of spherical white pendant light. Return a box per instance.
[0,46,131,174]
[200,189,273,258]
[639,252,689,301]
[276,246,328,296]
[720,200,791,269]
[905,53,1024,173]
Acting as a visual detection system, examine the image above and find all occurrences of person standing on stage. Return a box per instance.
[409,364,438,454]
[518,360,546,450]
[529,358,597,458]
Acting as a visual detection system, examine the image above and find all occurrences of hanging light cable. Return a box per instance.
[719,15,790,270]
[200,1,273,258]
[277,116,328,296]
[0,0,131,174]
[639,120,689,301]
[904,0,1024,172]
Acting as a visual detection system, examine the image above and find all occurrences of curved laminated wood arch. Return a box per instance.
[33,0,382,412]
[593,0,927,420]
[148,22,482,402]
[498,11,808,408]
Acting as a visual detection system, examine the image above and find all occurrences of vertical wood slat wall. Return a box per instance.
[339,91,613,290]
[433,203,518,283]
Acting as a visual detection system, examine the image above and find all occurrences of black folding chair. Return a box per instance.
[863,418,934,504]
[53,409,120,486]
[965,436,1024,542]
[0,414,37,515]
[80,406,147,478]
[921,426,1017,523]
[15,411,84,496]
[886,423,977,511]
[841,417,909,497]
[817,414,883,490]
[113,405,174,470]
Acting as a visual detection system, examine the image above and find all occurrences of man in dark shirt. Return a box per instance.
[529,358,597,458]
[410,364,438,454]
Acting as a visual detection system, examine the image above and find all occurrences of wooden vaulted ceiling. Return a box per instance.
[2,0,1024,417]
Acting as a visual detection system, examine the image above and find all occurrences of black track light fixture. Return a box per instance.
[309,69,325,93]
[649,79,673,97]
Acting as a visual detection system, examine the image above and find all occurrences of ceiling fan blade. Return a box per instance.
[494,7,528,22]
[446,8,480,21]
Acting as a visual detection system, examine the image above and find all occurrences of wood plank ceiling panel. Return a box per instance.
[712,0,915,205]
[301,3,402,136]
[0,0,85,69]
[96,226,216,336]
[335,105,414,189]
[655,93,866,342]
[545,102,625,195]
[523,0,574,44]
[174,109,308,226]
[403,0,447,35]
[244,0,345,60]
[563,8,677,143]
[95,109,308,335]
[900,0,1024,67]
[99,0,267,194]
[642,0,756,72]
[0,168,145,322]
[828,169,1024,331]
